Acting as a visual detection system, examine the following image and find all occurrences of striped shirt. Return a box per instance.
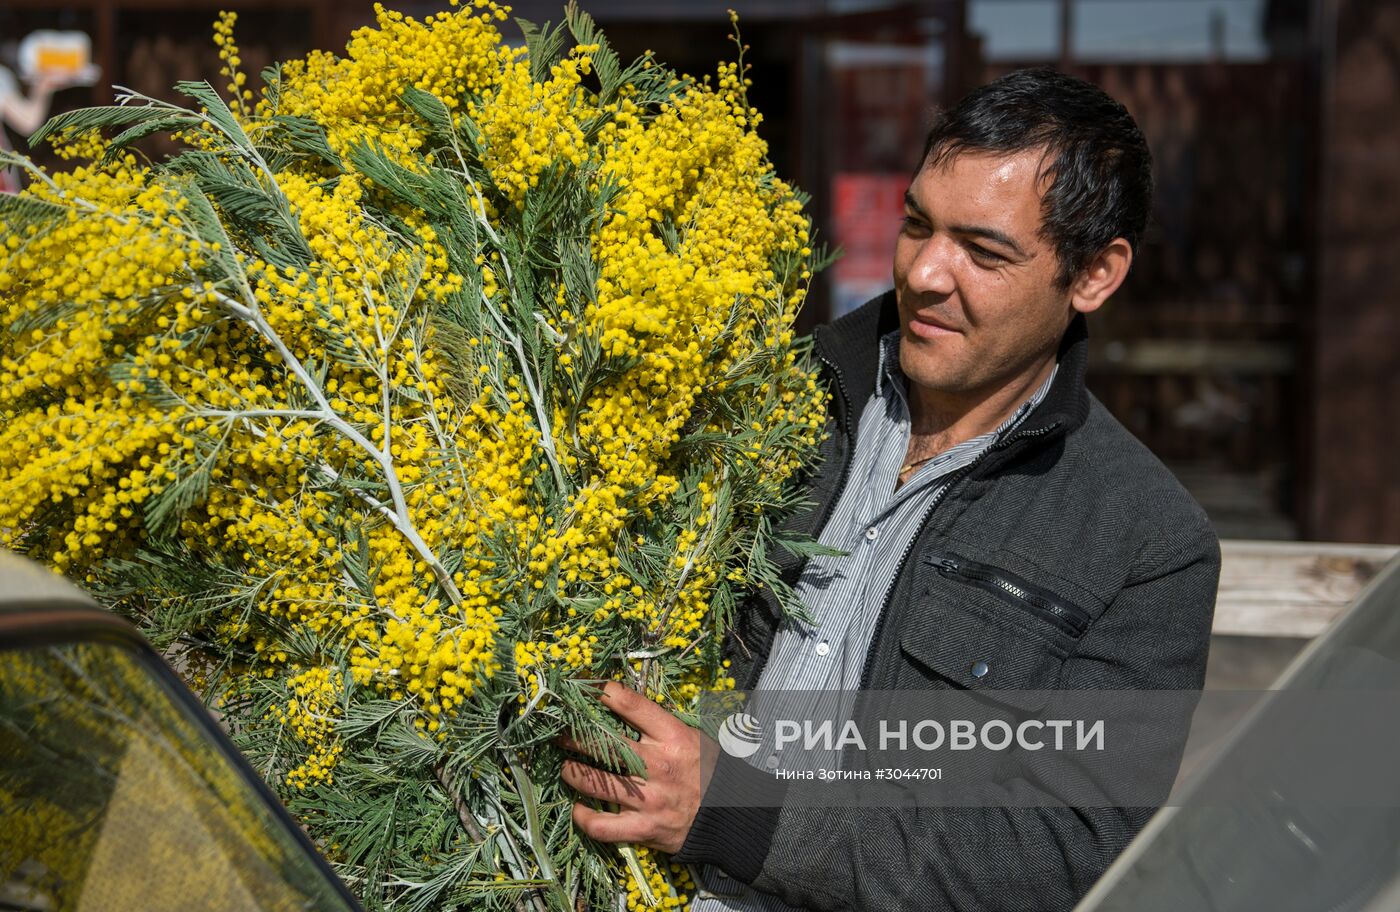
[692,331,1058,910]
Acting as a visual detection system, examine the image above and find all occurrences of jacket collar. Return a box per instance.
[811,289,1092,443]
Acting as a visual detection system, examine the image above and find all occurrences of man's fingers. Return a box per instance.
[571,802,655,845]
[560,759,646,810]
[555,731,645,774]
[597,681,675,740]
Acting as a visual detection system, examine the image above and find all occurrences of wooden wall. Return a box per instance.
[1311,0,1400,544]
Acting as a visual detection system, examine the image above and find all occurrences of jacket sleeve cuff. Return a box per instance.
[672,750,788,884]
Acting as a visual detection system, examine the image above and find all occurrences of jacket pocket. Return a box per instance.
[924,551,1092,638]
[898,552,1092,710]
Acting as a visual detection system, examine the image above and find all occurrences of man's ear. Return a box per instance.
[1069,238,1133,315]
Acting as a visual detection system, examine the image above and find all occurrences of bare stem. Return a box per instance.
[433,761,534,912]
[503,746,572,911]
[210,289,464,606]
[459,169,567,492]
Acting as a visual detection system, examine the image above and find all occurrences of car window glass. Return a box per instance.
[0,638,357,912]
[1076,561,1400,912]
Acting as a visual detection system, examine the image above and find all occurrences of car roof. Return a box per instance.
[0,549,96,609]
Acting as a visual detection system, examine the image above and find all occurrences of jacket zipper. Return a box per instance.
[810,348,855,540]
[925,551,1091,638]
[856,475,961,688]
[856,421,1063,688]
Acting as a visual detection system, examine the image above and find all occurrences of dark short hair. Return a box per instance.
[919,68,1152,290]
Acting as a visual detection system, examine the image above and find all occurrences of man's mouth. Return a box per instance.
[907,312,961,339]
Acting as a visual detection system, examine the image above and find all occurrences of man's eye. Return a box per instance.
[967,243,1007,264]
[900,216,930,235]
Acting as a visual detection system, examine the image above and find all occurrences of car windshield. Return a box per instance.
[0,636,358,912]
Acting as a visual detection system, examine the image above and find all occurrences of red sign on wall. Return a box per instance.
[831,172,907,316]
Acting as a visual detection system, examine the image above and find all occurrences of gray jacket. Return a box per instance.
[674,291,1221,911]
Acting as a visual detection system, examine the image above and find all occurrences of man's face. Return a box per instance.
[893,148,1076,404]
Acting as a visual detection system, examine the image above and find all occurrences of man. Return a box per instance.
[561,68,1220,911]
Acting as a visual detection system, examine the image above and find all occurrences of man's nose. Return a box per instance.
[905,235,957,297]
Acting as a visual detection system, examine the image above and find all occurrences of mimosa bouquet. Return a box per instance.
[0,2,828,910]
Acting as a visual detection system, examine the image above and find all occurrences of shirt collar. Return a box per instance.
[876,329,1058,437]
[876,331,903,398]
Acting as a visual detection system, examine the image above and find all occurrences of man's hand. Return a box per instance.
[560,681,716,854]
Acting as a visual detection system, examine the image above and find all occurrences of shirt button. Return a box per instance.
[766,755,780,769]
[865,526,880,541]
[815,641,831,657]
[971,661,990,678]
